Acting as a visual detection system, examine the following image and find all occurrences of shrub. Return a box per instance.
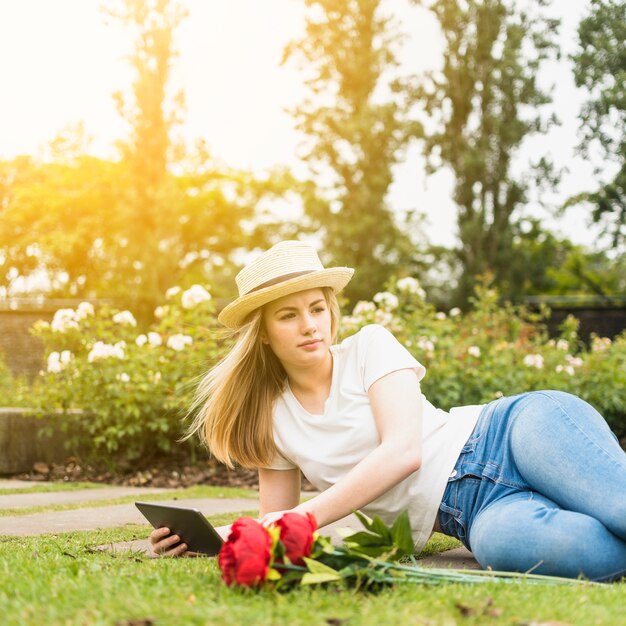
[24,279,626,467]
[343,278,626,438]
[30,286,230,465]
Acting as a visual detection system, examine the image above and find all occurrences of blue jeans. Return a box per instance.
[438,391,626,581]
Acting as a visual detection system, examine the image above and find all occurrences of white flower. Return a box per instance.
[417,337,435,354]
[449,307,461,317]
[352,300,376,317]
[147,332,162,347]
[154,306,167,319]
[116,372,130,383]
[165,286,181,299]
[181,284,212,309]
[591,336,612,352]
[47,352,64,373]
[468,346,481,358]
[45,350,73,374]
[523,354,544,369]
[76,302,95,320]
[51,308,79,332]
[135,334,148,347]
[87,341,126,362]
[373,291,399,310]
[556,339,569,351]
[556,364,575,376]
[435,312,447,320]
[167,334,193,351]
[494,391,504,398]
[565,354,584,368]
[396,277,426,299]
[112,311,137,327]
[373,309,393,326]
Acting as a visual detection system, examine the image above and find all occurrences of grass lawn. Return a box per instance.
[0,485,258,517]
[2,514,623,626]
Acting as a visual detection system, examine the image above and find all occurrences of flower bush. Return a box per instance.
[29,285,229,464]
[7,278,626,467]
[343,279,626,438]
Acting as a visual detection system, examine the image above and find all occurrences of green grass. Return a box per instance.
[0,485,258,517]
[0,481,108,496]
[1,520,624,626]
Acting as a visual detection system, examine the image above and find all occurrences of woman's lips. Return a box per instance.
[298,339,321,349]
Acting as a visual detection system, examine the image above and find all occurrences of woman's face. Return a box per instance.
[262,288,332,370]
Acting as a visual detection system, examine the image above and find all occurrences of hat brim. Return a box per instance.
[217,267,354,329]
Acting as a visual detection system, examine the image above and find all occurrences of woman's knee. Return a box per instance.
[470,495,626,580]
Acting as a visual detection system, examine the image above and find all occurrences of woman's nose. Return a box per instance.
[301,312,316,333]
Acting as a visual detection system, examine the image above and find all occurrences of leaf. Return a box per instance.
[333,527,358,539]
[266,567,282,581]
[389,510,415,555]
[302,557,341,577]
[301,572,342,585]
[341,530,390,546]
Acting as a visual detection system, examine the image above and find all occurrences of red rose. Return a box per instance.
[218,517,272,587]
[275,512,317,566]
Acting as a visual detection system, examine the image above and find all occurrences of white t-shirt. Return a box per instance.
[267,324,484,552]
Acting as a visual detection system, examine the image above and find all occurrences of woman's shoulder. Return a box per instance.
[334,324,397,355]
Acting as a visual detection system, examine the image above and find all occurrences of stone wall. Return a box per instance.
[0,309,51,378]
[0,299,98,378]
[0,409,69,474]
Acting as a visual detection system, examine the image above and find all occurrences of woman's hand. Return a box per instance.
[149,526,192,557]
[258,509,298,527]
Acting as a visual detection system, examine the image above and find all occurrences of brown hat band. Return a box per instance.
[244,270,315,295]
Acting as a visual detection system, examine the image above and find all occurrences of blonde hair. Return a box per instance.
[185,287,341,469]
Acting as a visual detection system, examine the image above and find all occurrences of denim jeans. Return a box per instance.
[438,390,626,581]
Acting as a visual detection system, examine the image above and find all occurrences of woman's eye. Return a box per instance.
[312,307,326,313]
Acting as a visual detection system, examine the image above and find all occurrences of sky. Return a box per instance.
[0,0,609,249]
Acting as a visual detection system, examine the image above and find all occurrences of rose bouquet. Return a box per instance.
[218,511,587,590]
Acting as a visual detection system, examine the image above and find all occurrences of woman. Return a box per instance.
[151,240,626,581]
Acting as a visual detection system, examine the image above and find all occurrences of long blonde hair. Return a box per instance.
[185,287,341,469]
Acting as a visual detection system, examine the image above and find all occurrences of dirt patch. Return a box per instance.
[10,456,317,491]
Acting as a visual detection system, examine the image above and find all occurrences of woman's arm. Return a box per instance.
[258,467,302,517]
[288,368,422,528]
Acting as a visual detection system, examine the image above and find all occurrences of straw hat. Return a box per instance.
[217,240,354,329]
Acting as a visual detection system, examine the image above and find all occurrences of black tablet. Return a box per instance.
[135,501,224,556]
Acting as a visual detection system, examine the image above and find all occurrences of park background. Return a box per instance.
[0,0,625,476]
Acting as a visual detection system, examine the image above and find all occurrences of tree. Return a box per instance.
[412,0,560,305]
[0,141,257,305]
[284,0,422,303]
[102,0,188,317]
[570,0,626,247]
[0,1,284,313]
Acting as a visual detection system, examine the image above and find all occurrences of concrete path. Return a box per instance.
[0,479,480,569]
[0,479,41,489]
[0,486,170,509]
[0,497,257,536]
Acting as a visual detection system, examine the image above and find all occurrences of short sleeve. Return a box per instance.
[360,325,425,391]
[261,449,298,471]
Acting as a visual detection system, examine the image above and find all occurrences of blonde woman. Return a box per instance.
[151,240,626,581]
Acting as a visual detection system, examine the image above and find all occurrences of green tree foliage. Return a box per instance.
[284,0,422,303]
[570,0,626,247]
[0,144,274,311]
[0,2,284,314]
[103,0,187,318]
[412,0,560,305]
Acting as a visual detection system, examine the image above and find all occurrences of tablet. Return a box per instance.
[135,501,224,556]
